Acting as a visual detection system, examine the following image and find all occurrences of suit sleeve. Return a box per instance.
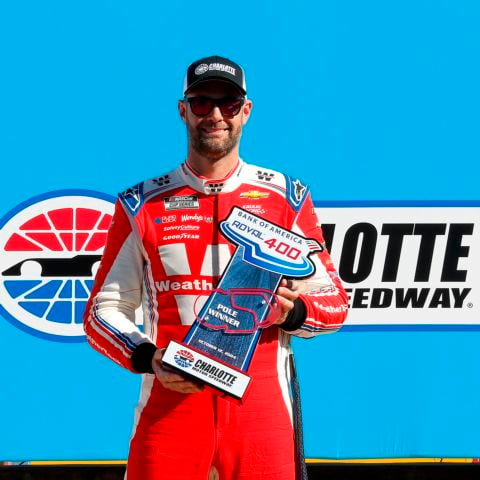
[83,199,156,372]
[281,193,349,338]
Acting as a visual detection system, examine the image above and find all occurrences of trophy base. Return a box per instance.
[162,341,251,400]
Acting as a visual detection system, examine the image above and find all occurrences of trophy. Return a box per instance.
[162,207,322,399]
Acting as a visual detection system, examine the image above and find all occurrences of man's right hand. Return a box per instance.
[151,348,204,394]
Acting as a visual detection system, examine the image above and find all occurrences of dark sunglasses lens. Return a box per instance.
[219,99,243,116]
[187,97,243,116]
[189,97,214,116]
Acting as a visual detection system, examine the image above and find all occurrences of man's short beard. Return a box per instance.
[189,125,242,160]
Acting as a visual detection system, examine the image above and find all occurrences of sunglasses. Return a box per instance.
[184,96,245,117]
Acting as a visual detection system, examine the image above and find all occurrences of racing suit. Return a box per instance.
[84,160,348,480]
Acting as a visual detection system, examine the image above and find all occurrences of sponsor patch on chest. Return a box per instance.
[163,195,199,210]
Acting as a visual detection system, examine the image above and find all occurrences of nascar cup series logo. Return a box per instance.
[0,190,115,341]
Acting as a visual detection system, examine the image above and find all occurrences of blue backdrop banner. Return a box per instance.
[1,0,480,462]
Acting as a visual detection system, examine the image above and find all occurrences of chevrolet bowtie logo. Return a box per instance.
[240,191,270,199]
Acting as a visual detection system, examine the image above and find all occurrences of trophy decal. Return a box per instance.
[162,207,322,399]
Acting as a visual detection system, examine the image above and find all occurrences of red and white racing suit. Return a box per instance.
[84,160,348,480]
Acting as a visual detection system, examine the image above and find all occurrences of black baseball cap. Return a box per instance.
[183,55,247,96]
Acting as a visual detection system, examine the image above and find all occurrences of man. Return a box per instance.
[84,55,348,480]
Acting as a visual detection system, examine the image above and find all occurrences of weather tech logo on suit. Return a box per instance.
[155,278,215,293]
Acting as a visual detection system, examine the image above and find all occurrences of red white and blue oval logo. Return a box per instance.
[174,350,194,368]
[0,190,115,341]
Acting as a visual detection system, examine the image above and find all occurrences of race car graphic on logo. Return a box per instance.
[0,190,115,341]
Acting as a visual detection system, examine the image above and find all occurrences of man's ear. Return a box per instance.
[242,99,253,126]
[178,100,187,124]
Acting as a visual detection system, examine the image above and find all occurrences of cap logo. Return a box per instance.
[195,63,236,77]
[208,63,236,76]
[195,64,209,75]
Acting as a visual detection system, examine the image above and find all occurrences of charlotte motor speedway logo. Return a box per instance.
[174,349,194,368]
[317,203,480,328]
[0,190,115,341]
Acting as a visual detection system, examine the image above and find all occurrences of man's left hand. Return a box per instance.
[274,279,302,325]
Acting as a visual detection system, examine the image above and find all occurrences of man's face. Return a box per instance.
[179,81,252,160]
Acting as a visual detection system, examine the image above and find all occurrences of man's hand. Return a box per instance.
[151,348,204,394]
[274,279,303,326]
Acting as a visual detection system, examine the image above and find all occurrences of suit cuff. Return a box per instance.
[131,342,157,373]
[280,298,307,332]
